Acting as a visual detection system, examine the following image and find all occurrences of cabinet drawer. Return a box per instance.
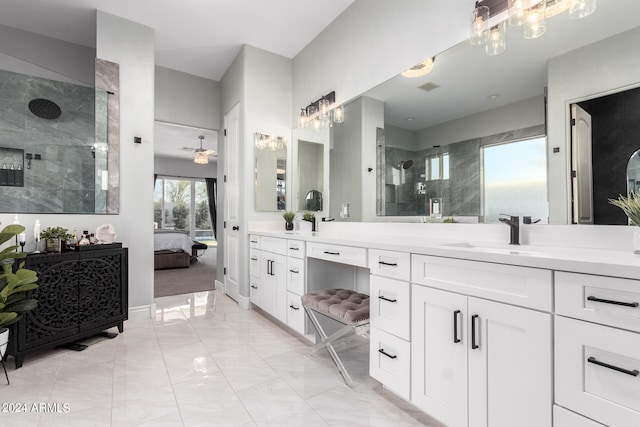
[286,257,305,295]
[370,327,411,400]
[553,406,605,427]
[287,240,306,259]
[556,271,640,332]
[250,276,261,306]
[412,254,552,311]
[369,249,410,282]
[260,236,287,255]
[249,235,260,249]
[286,292,305,335]
[370,275,410,340]
[249,249,260,277]
[307,242,367,267]
[555,316,640,427]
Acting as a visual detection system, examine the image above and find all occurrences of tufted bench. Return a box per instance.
[301,288,370,385]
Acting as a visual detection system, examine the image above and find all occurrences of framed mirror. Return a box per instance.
[255,132,287,211]
[297,140,324,211]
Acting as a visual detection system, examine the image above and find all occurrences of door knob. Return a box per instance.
[232,225,239,231]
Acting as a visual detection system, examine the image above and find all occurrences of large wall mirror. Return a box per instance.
[0,24,120,214]
[255,133,287,211]
[346,0,640,225]
[297,140,324,211]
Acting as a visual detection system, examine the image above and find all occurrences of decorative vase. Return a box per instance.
[634,227,640,254]
[45,238,62,253]
[285,222,294,231]
[0,327,8,362]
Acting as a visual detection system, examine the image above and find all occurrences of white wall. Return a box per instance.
[154,156,217,179]
[547,26,640,223]
[292,0,473,120]
[155,66,220,130]
[96,11,155,312]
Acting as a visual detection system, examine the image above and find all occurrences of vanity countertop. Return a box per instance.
[249,228,640,280]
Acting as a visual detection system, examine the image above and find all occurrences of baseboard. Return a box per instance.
[128,304,155,320]
[238,294,251,310]
[215,280,224,294]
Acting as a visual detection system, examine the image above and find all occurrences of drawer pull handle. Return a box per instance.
[378,348,397,359]
[378,261,398,267]
[251,285,258,289]
[289,247,299,250]
[587,357,639,377]
[378,296,397,303]
[587,296,639,308]
[453,310,461,343]
[324,251,340,255]
[250,240,258,243]
[289,269,299,274]
[251,257,258,261]
[289,304,300,311]
[471,314,480,350]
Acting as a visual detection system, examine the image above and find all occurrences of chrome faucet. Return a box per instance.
[499,214,520,245]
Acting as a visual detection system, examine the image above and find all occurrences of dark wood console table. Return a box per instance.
[7,247,128,368]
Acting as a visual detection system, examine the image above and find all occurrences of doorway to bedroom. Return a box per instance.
[154,176,217,297]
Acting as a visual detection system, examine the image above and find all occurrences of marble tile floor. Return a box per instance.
[1,288,443,427]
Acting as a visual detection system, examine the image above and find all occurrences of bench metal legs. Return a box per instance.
[304,307,369,386]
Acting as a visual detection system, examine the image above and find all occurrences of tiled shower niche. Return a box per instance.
[0,147,24,187]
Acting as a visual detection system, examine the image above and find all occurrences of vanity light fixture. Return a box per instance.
[401,58,435,78]
[473,0,595,55]
[299,91,344,131]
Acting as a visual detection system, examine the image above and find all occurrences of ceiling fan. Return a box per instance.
[191,135,215,164]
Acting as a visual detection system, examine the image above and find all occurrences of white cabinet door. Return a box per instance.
[411,285,468,427]
[468,297,552,427]
[370,275,411,340]
[370,327,411,400]
[261,252,287,323]
[286,257,305,295]
[286,291,305,335]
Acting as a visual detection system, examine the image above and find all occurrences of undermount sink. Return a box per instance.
[442,241,542,256]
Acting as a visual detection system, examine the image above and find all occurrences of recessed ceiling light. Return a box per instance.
[488,93,500,99]
[406,117,415,121]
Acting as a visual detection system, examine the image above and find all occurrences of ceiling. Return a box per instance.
[0,0,354,161]
[364,0,640,132]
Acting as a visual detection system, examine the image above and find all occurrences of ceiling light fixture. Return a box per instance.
[193,135,214,165]
[472,0,595,55]
[299,91,344,131]
[401,58,435,78]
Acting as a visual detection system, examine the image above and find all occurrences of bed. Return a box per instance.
[154,230,207,270]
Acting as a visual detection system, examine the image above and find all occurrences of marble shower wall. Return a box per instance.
[0,69,102,213]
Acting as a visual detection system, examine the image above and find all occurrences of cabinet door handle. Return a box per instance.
[587,356,639,377]
[251,285,258,289]
[378,348,397,359]
[289,269,299,274]
[587,296,639,308]
[289,247,299,251]
[453,310,461,343]
[267,260,273,276]
[378,261,398,267]
[289,304,300,311]
[378,295,397,303]
[471,314,480,349]
[324,251,340,255]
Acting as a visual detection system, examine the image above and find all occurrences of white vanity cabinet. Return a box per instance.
[285,240,306,335]
[554,272,640,427]
[258,237,287,323]
[369,249,412,400]
[410,255,553,427]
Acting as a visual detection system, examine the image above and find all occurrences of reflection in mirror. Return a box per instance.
[255,133,287,211]
[297,140,323,211]
[628,150,640,196]
[0,67,117,213]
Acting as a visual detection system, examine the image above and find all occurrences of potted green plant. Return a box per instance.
[282,211,296,231]
[40,226,73,253]
[609,191,640,253]
[0,224,39,375]
[302,212,316,232]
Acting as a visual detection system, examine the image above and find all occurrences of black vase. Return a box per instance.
[285,222,294,231]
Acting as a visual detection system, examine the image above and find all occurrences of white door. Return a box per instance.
[467,297,552,427]
[411,285,468,427]
[224,103,240,301]
[571,104,593,224]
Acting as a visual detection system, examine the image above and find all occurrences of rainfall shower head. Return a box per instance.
[28,98,62,120]
[393,159,414,170]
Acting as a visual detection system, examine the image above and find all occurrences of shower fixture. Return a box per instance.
[28,98,62,120]
[393,159,414,170]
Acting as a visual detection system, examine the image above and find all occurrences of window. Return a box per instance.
[425,153,449,181]
[154,177,215,244]
[482,137,548,223]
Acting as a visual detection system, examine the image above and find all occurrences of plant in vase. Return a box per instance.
[282,211,296,231]
[39,226,73,253]
[0,224,39,381]
[302,211,316,232]
[609,191,640,253]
